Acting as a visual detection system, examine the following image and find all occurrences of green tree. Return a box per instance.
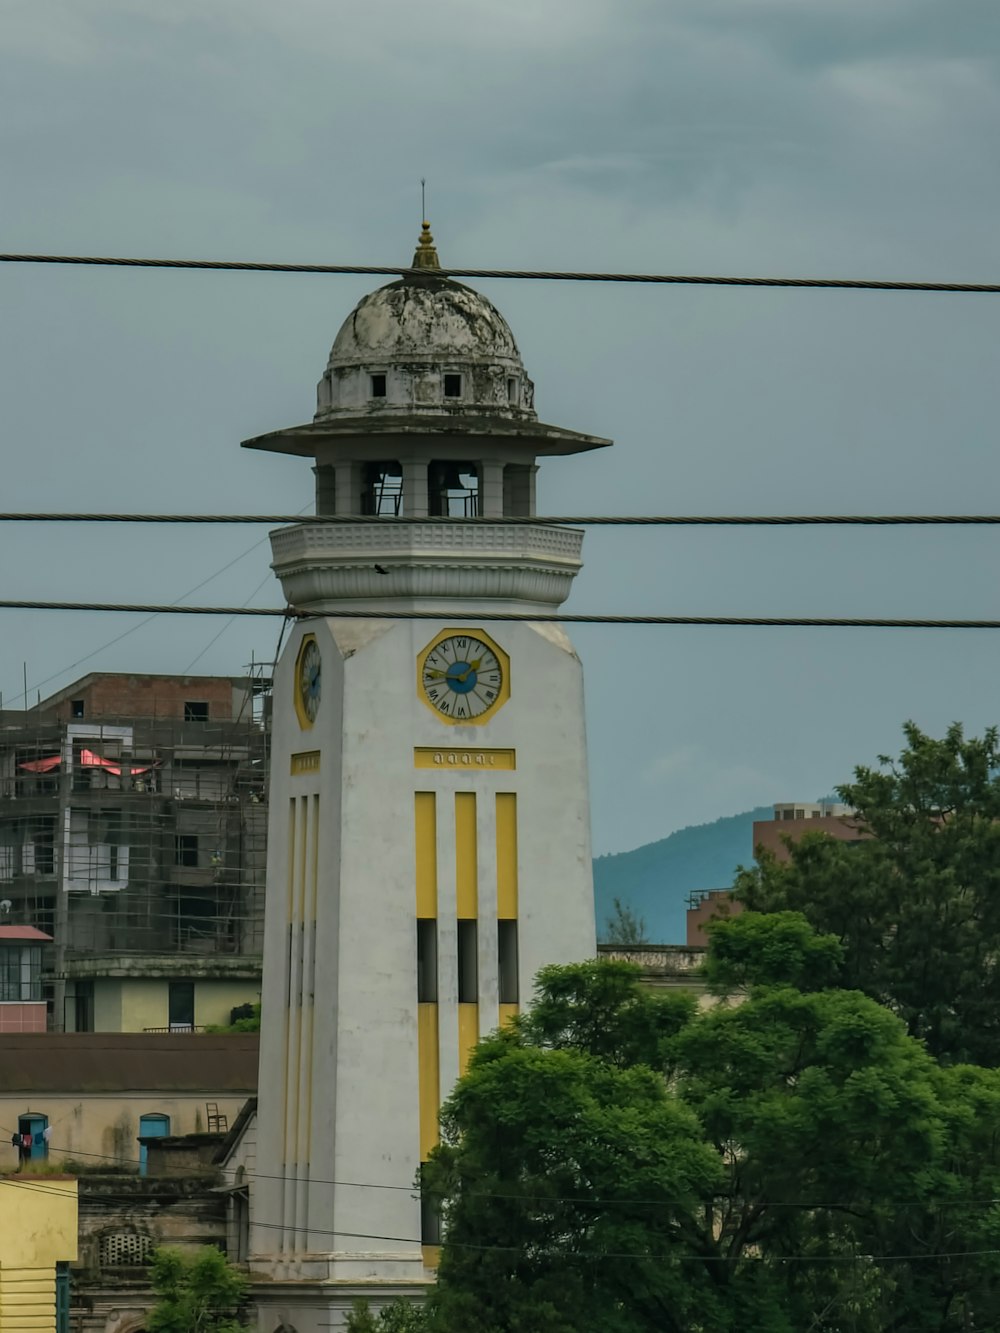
[601,896,649,946]
[703,909,844,994]
[423,951,1000,1331]
[147,1247,247,1333]
[346,1298,428,1331]
[735,722,1000,1064]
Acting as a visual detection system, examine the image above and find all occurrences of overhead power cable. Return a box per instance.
[2,252,1000,294]
[5,512,1000,527]
[3,601,1000,629]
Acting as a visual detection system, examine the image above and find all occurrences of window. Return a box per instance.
[168,984,194,1030]
[361,461,403,517]
[0,945,42,1001]
[175,834,199,867]
[70,699,85,719]
[506,377,519,405]
[370,373,387,398]
[417,919,438,1002]
[457,920,478,1003]
[443,373,462,398]
[184,701,209,722]
[498,920,519,1003]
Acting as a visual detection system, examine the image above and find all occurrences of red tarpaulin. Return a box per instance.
[17,755,61,773]
[79,749,153,776]
[18,752,154,776]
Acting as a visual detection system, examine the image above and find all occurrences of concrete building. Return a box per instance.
[0,1175,77,1333]
[0,925,52,1032]
[0,1033,258,1171]
[243,223,611,1328]
[0,672,269,1031]
[684,801,860,944]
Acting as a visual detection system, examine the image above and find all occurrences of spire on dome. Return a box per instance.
[411,221,440,270]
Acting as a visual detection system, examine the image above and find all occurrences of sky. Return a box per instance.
[2,0,999,856]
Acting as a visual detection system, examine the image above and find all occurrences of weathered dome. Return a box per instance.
[314,225,536,422]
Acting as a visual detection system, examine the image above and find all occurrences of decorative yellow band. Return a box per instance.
[414,747,516,771]
[290,750,321,775]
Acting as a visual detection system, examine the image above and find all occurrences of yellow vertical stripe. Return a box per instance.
[455,792,478,919]
[417,1003,440,1161]
[286,798,297,923]
[458,1003,479,1075]
[415,792,437,918]
[498,1003,519,1028]
[496,793,518,918]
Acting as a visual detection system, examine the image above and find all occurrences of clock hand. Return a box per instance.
[454,658,484,684]
[424,668,449,679]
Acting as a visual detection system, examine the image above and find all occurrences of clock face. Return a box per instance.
[419,632,507,724]
[296,636,321,726]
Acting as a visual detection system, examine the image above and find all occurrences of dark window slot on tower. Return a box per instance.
[443,373,462,398]
[184,701,209,723]
[506,377,518,405]
[420,1171,442,1245]
[498,920,519,1003]
[417,919,438,1002]
[457,920,478,1003]
[370,373,387,398]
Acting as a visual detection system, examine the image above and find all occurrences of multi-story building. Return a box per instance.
[685,801,859,945]
[0,672,269,1032]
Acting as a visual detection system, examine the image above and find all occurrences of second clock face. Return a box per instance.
[297,637,322,725]
[420,633,505,722]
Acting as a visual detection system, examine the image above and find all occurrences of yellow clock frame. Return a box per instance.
[293,633,321,730]
[416,627,510,727]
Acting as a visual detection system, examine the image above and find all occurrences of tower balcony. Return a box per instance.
[270,520,583,613]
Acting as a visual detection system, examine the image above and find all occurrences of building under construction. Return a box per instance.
[0,672,270,1032]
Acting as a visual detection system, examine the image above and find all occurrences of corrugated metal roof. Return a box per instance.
[0,1034,258,1093]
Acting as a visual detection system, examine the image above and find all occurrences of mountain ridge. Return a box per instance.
[593,805,773,944]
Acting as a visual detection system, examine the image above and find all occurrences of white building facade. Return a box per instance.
[246,226,611,1330]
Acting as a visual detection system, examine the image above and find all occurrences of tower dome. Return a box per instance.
[314,224,536,422]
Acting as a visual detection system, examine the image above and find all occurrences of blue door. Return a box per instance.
[138,1113,170,1176]
[19,1113,48,1161]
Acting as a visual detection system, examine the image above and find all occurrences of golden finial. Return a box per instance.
[412,220,440,270]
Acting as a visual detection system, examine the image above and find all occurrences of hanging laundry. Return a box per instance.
[42,1125,53,1143]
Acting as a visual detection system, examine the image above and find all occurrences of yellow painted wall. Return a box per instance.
[414,792,437,917]
[93,980,259,1033]
[0,1095,249,1170]
[119,980,169,1032]
[455,793,478,919]
[458,1004,479,1076]
[417,1004,440,1162]
[0,1176,77,1333]
[496,793,518,918]
[194,982,261,1029]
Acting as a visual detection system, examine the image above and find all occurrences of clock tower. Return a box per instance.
[244,226,611,1330]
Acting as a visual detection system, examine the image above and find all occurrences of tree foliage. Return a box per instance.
[346,1298,428,1331]
[147,1246,247,1333]
[421,945,1000,1332]
[735,722,1000,1065]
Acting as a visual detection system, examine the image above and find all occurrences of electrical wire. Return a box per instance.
[6,512,1000,526]
[4,602,1000,629]
[2,1176,998,1266]
[3,253,1000,294]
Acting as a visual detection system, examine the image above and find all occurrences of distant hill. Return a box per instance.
[593,806,773,945]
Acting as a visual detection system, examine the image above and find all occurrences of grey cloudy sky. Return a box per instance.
[2,0,999,856]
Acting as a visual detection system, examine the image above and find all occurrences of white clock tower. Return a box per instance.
[245,226,611,1330]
